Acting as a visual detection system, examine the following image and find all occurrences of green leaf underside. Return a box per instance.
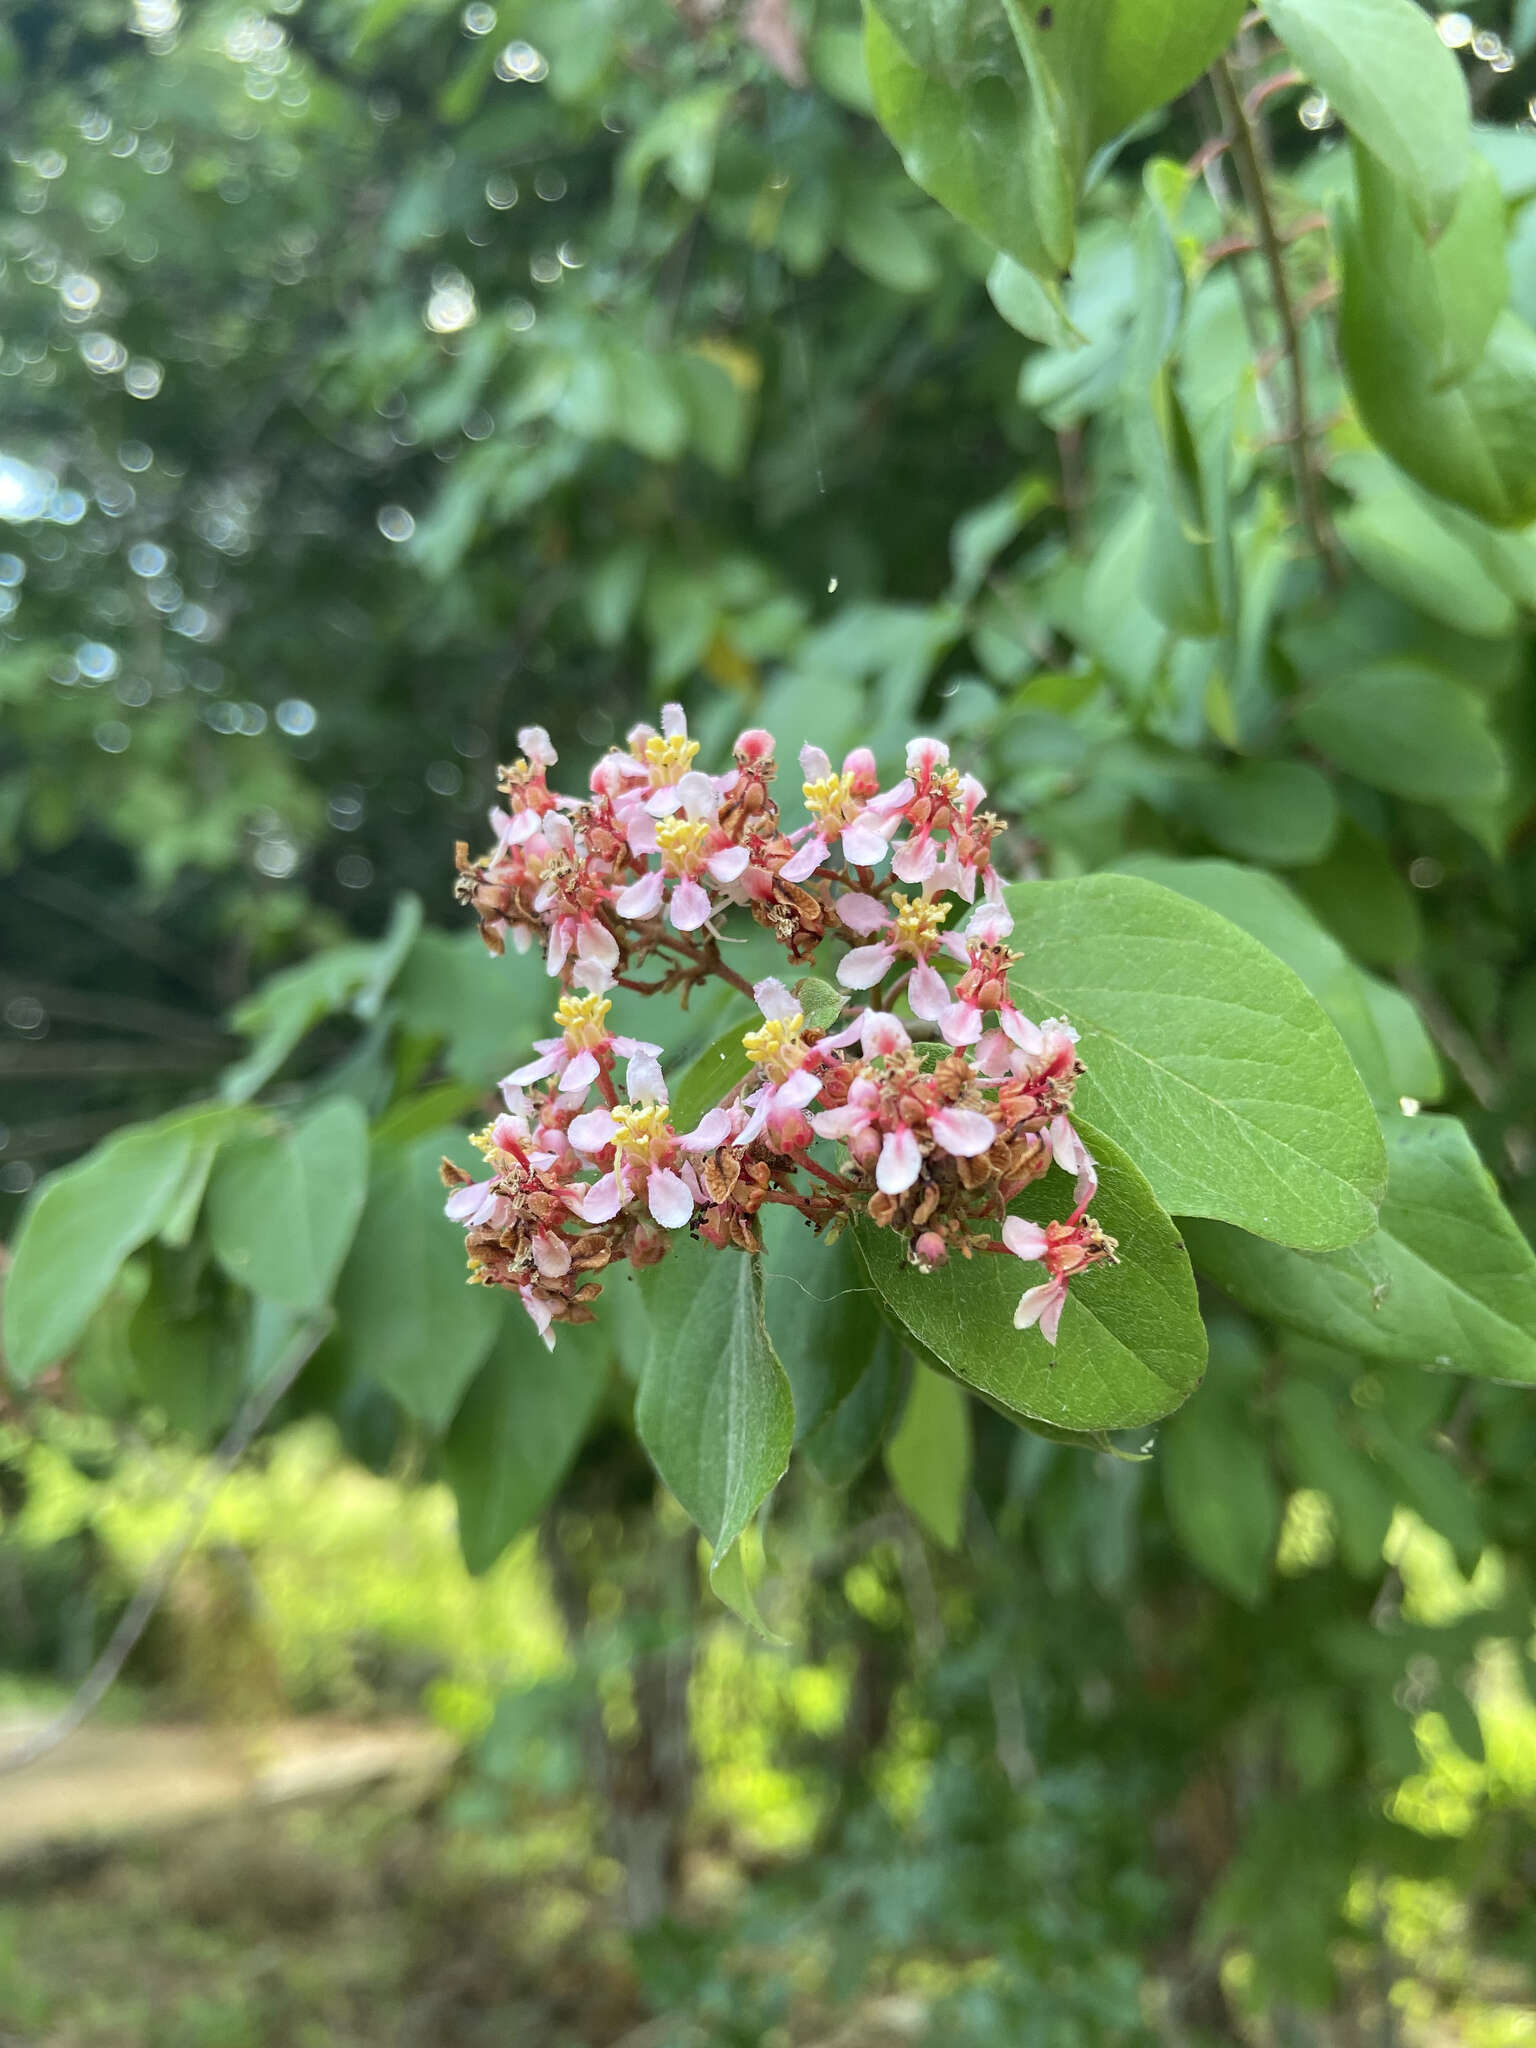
[1187,1114,1536,1383]
[3,1107,233,1383]
[668,1012,754,1135]
[332,1131,503,1431]
[637,1236,794,1558]
[1160,1394,1279,1607]
[444,1314,610,1573]
[1002,873,1386,1249]
[1263,0,1470,235]
[207,1098,369,1312]
[854,1120,1206,1432]
[884,1361,971,1548]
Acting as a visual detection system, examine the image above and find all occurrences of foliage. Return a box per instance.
[5,0,1536,2032]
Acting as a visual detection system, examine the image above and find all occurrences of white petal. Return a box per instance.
[546,921,571,977]
[568,1108,618,1154]
[707,845,750,883]
[930,1107,997,1158]
[876,1126,922,1194]
[840,817,891,865]
[907,959,951,1022]
[754,975,799,1021]
[669,876,713,932]
[835,890,891,935]
[1013,1277,1066,1337]
[860,1010,912,1059]
[1002,1006,1044,1056]
[532,1230,572,1279]
[891,836,937,885]
[660,702,688,739]
[837,941,898,990]
[519,1287,557,1350]
[780,834,829,884]
[775,1068,822,1110]
[506,1049,561,1085]
[798,743,833,782]
[578,1173,624,1223]
[444,1178,495,1223]
[1001,1217,1048,1262]
[905,736,949,774]
[939,1000,983,1048]
[681,1106,735,1150]
[645,785,684,817]
[616,869,665,920]
[558,1048,600,1095]
[867,777,915,815]
[676,769,719,820]
[966,903,1014,945]
[647,1166,694,1229]
[626,1050,668,1105]
[578,917,619,969]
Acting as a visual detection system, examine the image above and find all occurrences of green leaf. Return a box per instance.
[1340,153,1536,529]
[667,1012,754,1135]
[206,1098,369,1312]
[3,1117,200,1382]
[1293,664,1506,814]
[1115,858,1439,1110]
[1290,820,1421,971]
[803,1332,905,1485]
[707,1530,784,1640]
[1002,873,1386,1248]
[1186,760,1338,868]
[443,1313,610,1573]
[761,1205,883,1440]
[636,1237,794,1560]
[884,1361,971,1548]
[1263,0,1470,234]
[855,1121,1207,1433]
[222,895,422,1103]
[987,252,1081,349]
[793,975,848,1036]
[127,1252,246,1443]
[1274,1376,1395,1576]
[393,929,548,1088]
[1159,1391,1280,1605]
[1187,1114,1536,1383]
[1337,486,1516,642]
[331,1131,503,1429]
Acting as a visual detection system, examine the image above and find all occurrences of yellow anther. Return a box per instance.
[556,991,612,1048]
[655,814,710,868]
[644,732,700,783]
[742,1012,806,1081]
[802,771,856,827]
[611,1102,673,1162]
[892,892,950,950]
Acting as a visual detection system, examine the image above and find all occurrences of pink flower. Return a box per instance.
[614,773,750,935]
[934,904,1039,1050]
[504,990,660,1100]
[732,977,860,1150]
[1001,1213,1117,1344]
[568,1060,698,1230]
[864,737,1000,902]
[833,888,954,995]
[779,744,891,883]
[624,703,710,819]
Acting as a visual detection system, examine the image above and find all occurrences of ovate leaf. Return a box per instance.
[1264,0,1470,234]
[637,1236,794,1562]
[332,1130,503,1429]
[1293,664,1506,813]
[207,1098,369,1312]
[884,1361,971,1549]
[1159,1392,1280,1605]
[1187,1114,1536,1383]
[761,1204,883,1440]
[443,1313,610,1572]
[4,1117,198,1382]
[1002,873,1386,1248]
[855,1121,1206,1433]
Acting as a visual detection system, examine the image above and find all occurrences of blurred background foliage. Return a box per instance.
[3,0,1536,2043]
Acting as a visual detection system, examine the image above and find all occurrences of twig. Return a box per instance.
[1210,57,1342,584]
[0,1311,333,1778]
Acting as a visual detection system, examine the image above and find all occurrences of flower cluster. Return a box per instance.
[445,711,1115,1349]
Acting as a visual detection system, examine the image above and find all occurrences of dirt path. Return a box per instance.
[0,1714,456,1871]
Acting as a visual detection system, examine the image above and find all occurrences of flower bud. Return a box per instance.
[913,1231,948,1271]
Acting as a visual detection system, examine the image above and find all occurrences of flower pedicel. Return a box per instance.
[445,712,1116,1349]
